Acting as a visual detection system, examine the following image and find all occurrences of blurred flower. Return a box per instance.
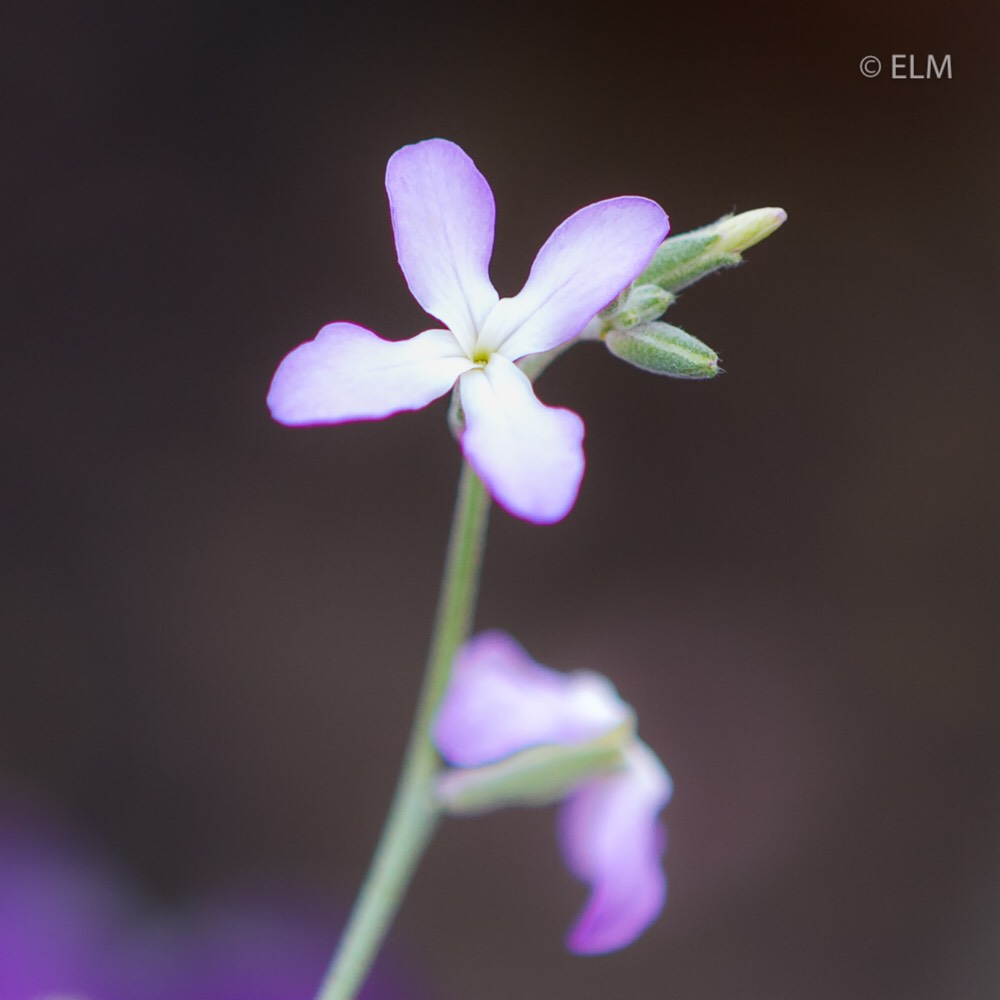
[433,631,672,954]
[0,802,411,1000]
[268,138,668,524]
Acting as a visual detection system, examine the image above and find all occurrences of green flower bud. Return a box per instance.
[637,207,787,293]
[637,231,724,291]
[605,321,720,379]
[435,725,631,816]
[610,283,676,329]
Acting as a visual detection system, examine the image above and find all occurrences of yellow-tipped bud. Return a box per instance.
[713,208,787,255]
[637,207,788,292]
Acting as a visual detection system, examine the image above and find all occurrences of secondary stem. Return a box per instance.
[314,461,491,1000]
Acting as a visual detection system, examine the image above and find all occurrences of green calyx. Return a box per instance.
[435,722,633,816]
[637,230,732,292]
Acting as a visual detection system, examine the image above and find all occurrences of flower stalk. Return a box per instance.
[314,461,491,1000]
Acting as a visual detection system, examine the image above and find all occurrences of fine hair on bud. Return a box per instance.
[605,322,720,379]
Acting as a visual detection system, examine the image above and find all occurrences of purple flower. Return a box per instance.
[433,631,672,954]
[268,139,668,524]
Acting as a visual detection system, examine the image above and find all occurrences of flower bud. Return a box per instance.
[713,207,787,255]
[637,231,721,291]
[609,284,676,329]
[605,321,720,379]
[637,207,787,293]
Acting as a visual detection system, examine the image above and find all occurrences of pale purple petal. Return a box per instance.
[559,741,673,954]
[475,196,669,360]
[267,323,473,425]
[434,631,631,767]
[386,139,500,354]
[458,355,584,524]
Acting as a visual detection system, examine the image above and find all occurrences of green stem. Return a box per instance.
[314,461,491,1000]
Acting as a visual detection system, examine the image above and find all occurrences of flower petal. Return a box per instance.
[386,139,500,354]
[434,631,632,767]
[476,196,669,360]
[559,741,673,954]
[267,323,472,425]
[458,355,584,524]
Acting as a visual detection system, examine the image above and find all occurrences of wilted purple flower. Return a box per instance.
[268,138,668,524]
[433,631,672,954]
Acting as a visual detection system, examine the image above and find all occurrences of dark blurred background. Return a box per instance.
[2,0,998,997]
